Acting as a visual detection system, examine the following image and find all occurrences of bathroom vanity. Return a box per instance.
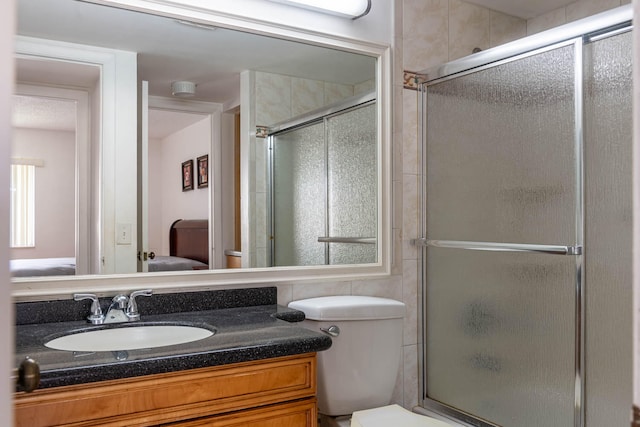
[15,354,318,426]
[14,287,331,426]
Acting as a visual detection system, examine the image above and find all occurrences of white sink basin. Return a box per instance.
[45,325,214,352]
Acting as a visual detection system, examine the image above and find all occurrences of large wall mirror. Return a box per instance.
[12,0,390,298]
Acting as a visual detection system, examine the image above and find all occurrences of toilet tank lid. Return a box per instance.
[288,296,405,320]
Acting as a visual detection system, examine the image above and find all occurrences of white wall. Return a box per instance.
[90,77,102,273]
[149,117,211,255]
[11,128,75,259]
[147,136,163,254]
[1,0,14,424]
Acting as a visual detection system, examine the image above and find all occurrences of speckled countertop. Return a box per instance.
[14,287,332,391]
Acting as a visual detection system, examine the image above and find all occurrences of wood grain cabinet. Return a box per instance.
[14,353,317,427]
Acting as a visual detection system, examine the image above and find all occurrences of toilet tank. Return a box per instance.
[288,296,405,416]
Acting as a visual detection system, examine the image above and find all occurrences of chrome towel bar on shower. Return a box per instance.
[411,238,582,255]
[317,237,377,244]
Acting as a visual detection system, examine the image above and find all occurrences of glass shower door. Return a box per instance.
[271,121,326,266]
[326,103,377,265]
[423,42,580,426]
[270,101,377,266]
[583,29,633,426]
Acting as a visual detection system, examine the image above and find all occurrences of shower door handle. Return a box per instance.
[318,237,377,244]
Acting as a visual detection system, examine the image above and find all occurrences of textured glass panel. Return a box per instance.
[272,122,326,266]
[327,103,377,264]
[584,30,633,427]
[426,45,576,244]
[426,247,575,426]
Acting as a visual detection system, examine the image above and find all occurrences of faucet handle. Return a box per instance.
[74,293,104,324]
[127,289,153,321]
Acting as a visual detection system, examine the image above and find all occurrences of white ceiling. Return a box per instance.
[12,95,77,132]
[465,0,575,19]
[13,93,209,139]
[148,109,209,140]
[14,57,96,133]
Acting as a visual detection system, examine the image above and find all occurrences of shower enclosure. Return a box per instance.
[268,94,377,266]
[416,6,632,427]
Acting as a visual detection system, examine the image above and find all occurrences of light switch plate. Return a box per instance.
[116,223,132,245]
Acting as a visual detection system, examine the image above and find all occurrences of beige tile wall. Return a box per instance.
[528,0,631,34]
[271,0,629,413]
[255,71,358,126]
[402,0,528,73]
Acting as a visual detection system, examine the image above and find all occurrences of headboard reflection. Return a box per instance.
[169,219,209,265]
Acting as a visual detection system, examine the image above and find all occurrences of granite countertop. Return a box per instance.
[14,287,332,391]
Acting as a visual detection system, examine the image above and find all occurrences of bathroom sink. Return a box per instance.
[45,324,215,352]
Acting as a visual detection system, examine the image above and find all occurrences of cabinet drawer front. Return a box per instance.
[175,399,317,427]
[15,354,316,427]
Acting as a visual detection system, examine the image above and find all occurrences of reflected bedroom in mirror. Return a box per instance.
[11,0,378,280]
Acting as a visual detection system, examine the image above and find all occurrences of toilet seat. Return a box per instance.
[351,405,454,427]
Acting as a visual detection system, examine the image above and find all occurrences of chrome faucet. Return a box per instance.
[74,289,153,324]
[104,294,130,323]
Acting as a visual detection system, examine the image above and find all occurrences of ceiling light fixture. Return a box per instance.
[267,0,371,19]
[171,81,196,97]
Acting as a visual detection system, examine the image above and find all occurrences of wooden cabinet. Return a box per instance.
[14,353,317,427]
[172,400,317,426]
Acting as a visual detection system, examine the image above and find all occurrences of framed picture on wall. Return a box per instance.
[197,154,208,189]
[182,159,194,191]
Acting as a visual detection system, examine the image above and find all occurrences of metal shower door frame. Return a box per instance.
[415,6,632,427]
[267,93,376,267]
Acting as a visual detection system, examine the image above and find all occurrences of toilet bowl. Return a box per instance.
[288,296,454,427]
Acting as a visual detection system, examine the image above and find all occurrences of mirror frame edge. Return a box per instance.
[12,0,393,302]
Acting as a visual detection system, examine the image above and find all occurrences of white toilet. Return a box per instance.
[288,296,453,427]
